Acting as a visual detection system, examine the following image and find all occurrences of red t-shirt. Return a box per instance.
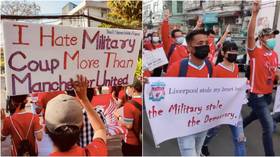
[249,47,278,94]
[168,45,189,67]
[37,91,65,109]
[143,70,152,77]
[1,112,42,156]
[161,20,173,55]
[49,138,107,156]
[91,94,112,108]
[208,38,216,63]
[144,40,153,50]
[213,63,239,78]
[166,60,213,77]
[118,89,127,104]
[123,97,142,145]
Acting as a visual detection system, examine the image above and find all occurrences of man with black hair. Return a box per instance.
[165,29,212,156]
[45,75,107,156]
[1,95,43,156]
[202,41,247,156]
[243,0,279,155]
[121,79,142,156]
[161,10,189,69]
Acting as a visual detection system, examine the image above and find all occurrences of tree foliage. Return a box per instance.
[1,0,40,15]
[135,58,142,79]
[100,0,142,29]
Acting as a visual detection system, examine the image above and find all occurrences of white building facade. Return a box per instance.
[61,0,109,27]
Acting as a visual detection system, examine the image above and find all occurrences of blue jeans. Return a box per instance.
[204,119,246,156]
[272,112,280,123]
[229,120,246,156]
[177,131,207,156]
[246,93,274,156]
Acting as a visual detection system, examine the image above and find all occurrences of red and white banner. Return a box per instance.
[91,94,126,136]
[144,77,247,145]
[2,21,142,96]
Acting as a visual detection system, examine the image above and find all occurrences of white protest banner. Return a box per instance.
[143,47,168,71]
[273,86,280,113]
[2,21,142,96]
[144,77,247,145]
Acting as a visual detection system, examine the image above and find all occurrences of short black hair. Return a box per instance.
[129,79,142,93]
[46,125,81,152]
[171,29,182,38]
[152,31,158,36]
[222,41,238,52]
[145,33,153,40]
[207,29,215,35]
[186,29,208,42]
[66,88,95,101]
[7,95,28,114]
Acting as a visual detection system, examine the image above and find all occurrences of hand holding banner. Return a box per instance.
[143,47,168,71]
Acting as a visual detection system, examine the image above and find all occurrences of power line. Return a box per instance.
[1,14,139,30]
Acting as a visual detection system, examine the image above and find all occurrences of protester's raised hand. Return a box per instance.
[194,16,203,30]
[197,17,203,27]
[226,24,231,33]
[71,75,89,101]
[252,0,261,15]
[163,9,170,21]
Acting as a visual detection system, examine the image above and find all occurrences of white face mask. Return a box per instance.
[101,86,110,94]
[225,37,232,41]
[176,37,185,44]
[152,37,160,43]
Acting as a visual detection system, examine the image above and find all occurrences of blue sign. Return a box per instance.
[203,13,218,24]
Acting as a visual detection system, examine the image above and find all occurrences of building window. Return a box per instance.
[177,1,183,13]
[101,8,107,18]
[144,4,151,17]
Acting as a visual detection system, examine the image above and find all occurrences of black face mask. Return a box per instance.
[227,54,237,63]
[193,45,210,60]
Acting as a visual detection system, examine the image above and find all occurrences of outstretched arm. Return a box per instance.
[71,75,107,143]
[247,0,261,51]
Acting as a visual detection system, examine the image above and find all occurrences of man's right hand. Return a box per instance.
[252,0,261,15]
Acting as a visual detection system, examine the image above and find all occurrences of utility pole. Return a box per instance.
[273,0,280,29]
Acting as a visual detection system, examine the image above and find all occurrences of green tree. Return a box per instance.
[135,58,142,79]
[100,0,142,29]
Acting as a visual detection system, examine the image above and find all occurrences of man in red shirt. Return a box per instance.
[161,10,189,70]
[243,0,279,156]
[121,79,142,156]
[166,29,212,156]
[45,75,107,156]
[1,95,43,156]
